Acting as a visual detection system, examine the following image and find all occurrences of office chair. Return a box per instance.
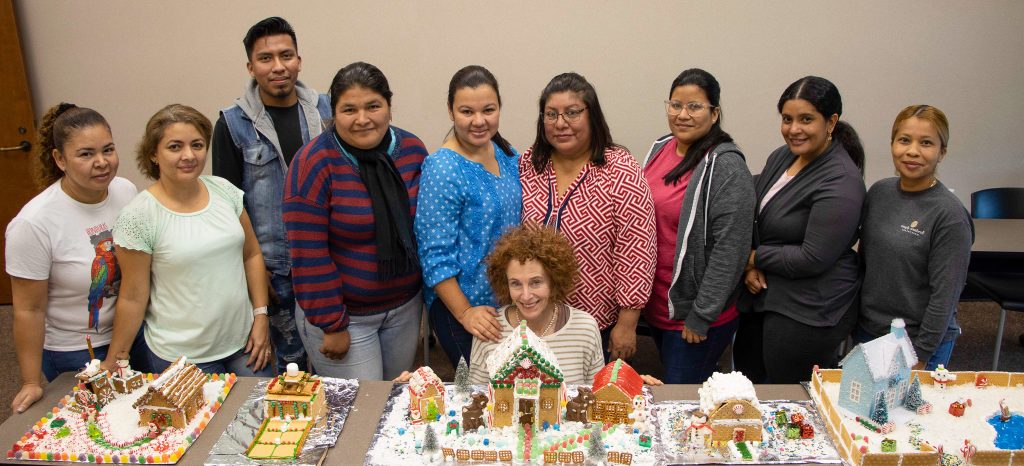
[966,187,1024,370]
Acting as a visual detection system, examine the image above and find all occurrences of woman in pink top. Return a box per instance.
[520,72,656,361]
[641,69,755,383]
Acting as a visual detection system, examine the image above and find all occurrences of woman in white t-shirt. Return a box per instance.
[6,103,149,413]
[101,104,272,376]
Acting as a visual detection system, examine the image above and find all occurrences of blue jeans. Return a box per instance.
[268,273,307,372]
[852,326,957,371]
[42,327,152,381]
[146,345,275,377]
[650,318,740,384]
[429,298,473,368]
[297,293,422,380]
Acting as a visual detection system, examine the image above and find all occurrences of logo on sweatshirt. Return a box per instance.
[900,219,926,237]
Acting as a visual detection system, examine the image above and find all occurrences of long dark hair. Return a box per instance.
[529,72,620,174]
[777,76,864,172]
[446,65,515,158]
[329,62,393,113]
[663,69,734,185]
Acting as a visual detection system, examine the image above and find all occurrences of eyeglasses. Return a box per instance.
[665,100,715,117]
[543,107,588,123]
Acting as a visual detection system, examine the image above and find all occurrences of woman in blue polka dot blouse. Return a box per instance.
[414,65,522,368]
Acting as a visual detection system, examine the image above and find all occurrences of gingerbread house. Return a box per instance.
[591,359,645,425]
[133,357,206,429]
[837,319,918,421]
[264,365,325,421]
[408,366,445,424]
[75,359,116,410]
[110,353,144,394]
[485,322,564,429]
[698,372,763,443]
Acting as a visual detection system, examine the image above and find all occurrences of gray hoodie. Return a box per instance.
[643,137,756,335]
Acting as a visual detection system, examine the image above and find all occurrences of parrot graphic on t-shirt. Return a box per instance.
[87,231,120,331]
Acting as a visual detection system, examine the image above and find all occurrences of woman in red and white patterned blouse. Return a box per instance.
[520,72,656,361]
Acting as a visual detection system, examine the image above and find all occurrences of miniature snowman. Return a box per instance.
[628,396,651,433]
[115,351,131,378]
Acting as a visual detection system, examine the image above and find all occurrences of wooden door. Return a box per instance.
[0,0,39,304]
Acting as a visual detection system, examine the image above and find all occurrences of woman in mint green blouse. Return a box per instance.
[103,104,272,376]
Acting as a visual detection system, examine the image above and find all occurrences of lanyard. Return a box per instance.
[542,167,589,231]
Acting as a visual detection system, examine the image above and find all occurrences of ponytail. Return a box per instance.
[34,103,110,188]
[832,120,864,173]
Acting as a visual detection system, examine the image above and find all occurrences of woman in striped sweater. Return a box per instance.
[283,62,428,380]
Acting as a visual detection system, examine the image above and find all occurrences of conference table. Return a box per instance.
[0,376,811,466]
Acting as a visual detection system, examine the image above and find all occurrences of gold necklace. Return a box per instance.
[515,303,560,336]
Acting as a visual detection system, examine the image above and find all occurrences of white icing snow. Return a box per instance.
[819,380,1022,454]
[698,372,759,415]
[851,332,918,381]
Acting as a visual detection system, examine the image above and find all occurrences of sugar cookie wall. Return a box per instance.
[15,1,1024,205]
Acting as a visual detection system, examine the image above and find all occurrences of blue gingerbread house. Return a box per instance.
[837,319,918,420]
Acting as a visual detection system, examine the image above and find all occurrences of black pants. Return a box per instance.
[733,304,857,384]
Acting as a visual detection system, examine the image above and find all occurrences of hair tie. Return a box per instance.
[54,102,77,118]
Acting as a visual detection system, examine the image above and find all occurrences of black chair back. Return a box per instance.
[971,187,1024,219]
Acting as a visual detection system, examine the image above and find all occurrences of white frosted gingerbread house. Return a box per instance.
[485,322,565,429]
[698,372,763,443]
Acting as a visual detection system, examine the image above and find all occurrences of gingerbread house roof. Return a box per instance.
[266,371,321,402]
[698,372,760,415]
[408,366,445,396]
[840,319,918,382]
[486,322,564,384]
[133,357,205,410]
[592,359,643,399]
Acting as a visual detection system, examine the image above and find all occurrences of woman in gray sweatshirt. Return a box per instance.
[734,76,865,384]
[857,105,973,370]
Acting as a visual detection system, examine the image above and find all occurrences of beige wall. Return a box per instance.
[15,1,1024,205]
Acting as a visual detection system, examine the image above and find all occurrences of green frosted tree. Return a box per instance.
[871,396,889,425]
[426,399,440,422]
[904,376,924,410]
[454,356,471,395]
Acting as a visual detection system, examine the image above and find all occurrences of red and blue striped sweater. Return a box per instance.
[283,126,427,332]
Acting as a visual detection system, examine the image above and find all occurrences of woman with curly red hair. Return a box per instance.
[469,225,660,385]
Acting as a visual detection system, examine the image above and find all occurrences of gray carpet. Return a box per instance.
[2,301,1022,423]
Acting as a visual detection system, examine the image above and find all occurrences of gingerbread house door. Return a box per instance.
[733,428,746,443]
[518,399,536,427]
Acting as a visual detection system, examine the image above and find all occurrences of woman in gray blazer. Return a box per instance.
[734,76,865,384]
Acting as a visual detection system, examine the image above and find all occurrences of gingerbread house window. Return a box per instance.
[848,381,861,403]
[542,398,554,410]
[498,400,510,413]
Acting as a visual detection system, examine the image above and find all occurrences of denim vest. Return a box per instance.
[220,94,331,275]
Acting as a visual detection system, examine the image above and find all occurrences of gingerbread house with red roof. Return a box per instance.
[591,359,645,424]
[408,366,445,424]
[485,322,564,429]
[133,357,206,429]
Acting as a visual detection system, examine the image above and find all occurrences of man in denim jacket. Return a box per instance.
[212,17,331,372]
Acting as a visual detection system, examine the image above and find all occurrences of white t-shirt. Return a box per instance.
[113,176,253,363]
[5,177,138,351]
